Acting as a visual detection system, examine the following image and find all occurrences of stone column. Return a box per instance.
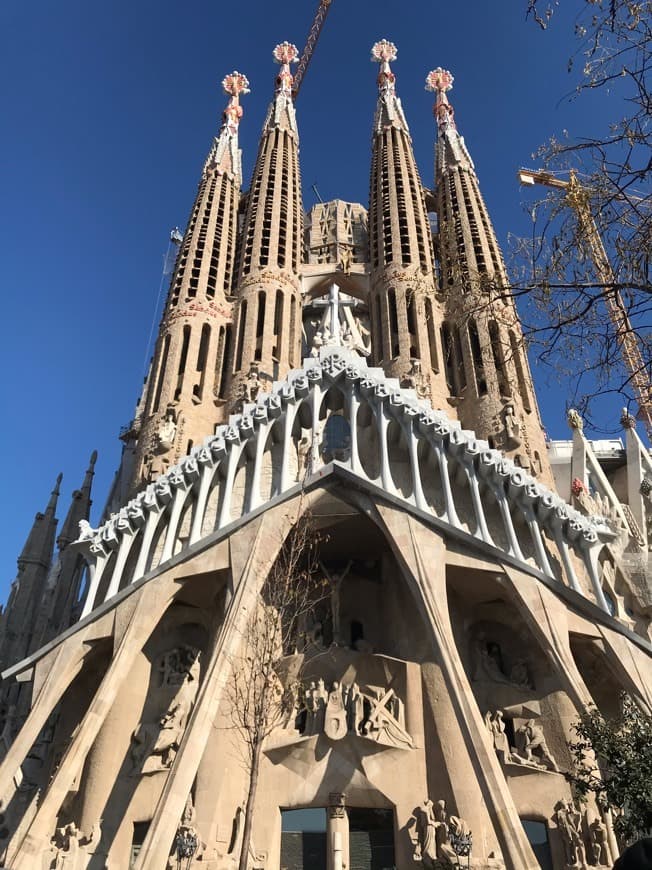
[134,504,295,869]
[327,793,348,870]
[372,500,540,869]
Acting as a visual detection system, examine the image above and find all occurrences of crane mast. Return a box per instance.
[292,0,333,99]
[519,169,652,441]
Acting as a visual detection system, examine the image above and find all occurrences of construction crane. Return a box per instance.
[292,0,334,100]
[518,168,652,441]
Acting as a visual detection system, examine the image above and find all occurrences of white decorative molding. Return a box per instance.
[75,346,614,618]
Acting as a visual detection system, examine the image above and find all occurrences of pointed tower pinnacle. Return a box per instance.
[367,41,449,407]
[427,68,553,482]
[57,450,97,550]
[228,43,304,409]
[131,74,250,488]
[0,474,61,668]
[33,451,99,647]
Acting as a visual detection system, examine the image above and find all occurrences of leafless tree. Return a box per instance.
[227,506,326,870]
[511,0,651,429]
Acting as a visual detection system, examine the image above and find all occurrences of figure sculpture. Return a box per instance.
[514,720,559,772]
[554,800,585,867]
[412,798,471,868]
[588,816,610,866]
[485,710,511,763]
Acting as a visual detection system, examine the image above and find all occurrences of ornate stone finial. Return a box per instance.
[89,450,98,468]
[371,40,398,95]
[221,71,250,134]
[567,408,584,431]
[620,406,637,429]
[273,42,298,95]
[425,67,456,130]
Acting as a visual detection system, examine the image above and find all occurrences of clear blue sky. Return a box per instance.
[0,0,622,598]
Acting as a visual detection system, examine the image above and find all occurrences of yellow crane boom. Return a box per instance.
[292,0,333,100]
[518,168,652,441]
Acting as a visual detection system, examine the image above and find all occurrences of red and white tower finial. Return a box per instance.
[425,67,456,131]
[371,39,398,96]
[221,71,250,135]
[273,42,299,96]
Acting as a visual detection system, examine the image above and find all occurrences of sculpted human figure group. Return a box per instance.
[412,798,472,869]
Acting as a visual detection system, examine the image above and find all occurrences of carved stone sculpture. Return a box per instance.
[131,647,201,774]
[50,822,96,869]
[588,816,610,866]
[504,403,522,447]
[412,798,471,868]
[514,720,559,772]
[156,409,177,452]
[554,800,585,867]
[485,710,511,763]
[276,676,412,750]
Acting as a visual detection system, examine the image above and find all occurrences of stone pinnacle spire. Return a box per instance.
[264,41,299,135]
[367,41,449,408]
[228,43,304,407]
[130,74,250,487]
[57,450,97,550]
[427,66,553,482]
[426,67,474,175]
[19,473,61,568]
[371,39,410,134]
[206,71,250,180]
[0,474,62,668]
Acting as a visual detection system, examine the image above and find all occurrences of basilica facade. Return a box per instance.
[0,38,650,870]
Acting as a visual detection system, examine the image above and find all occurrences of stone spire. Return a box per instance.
[0,475,61,669]
[30,452,99,647]
[368,41,449,407]
[427,68,553,481]
[228,43,304,408]
[131,73,250,488]
[57,450,96,550]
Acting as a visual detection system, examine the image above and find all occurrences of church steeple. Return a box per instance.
[131,73,250,487]
[228,43,304,409]
[368,41,449,407]
[428,68,553,481]
[0,474,61,668]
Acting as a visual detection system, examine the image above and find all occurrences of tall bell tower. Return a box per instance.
[428,68,553,481]
[228,43,304,409]
[131,72,250,488]
[368,41,449,408]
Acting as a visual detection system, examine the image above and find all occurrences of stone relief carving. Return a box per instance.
[484,710,512,764]
[503,403,522,448]
[156,408,178,453]
[166,794,204,869]
[411,798,472,869]
[131,647,201,774]
[473,637,533,690]
[486,710,560,773]
[554,800,585,867]
[588,815,611,866]
[49,822,97,869]
[400,359,430,400]
[279,677,412,750]
[514,719,559,772]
